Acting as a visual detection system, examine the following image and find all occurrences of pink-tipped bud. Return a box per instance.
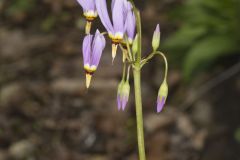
[156,80,168,113]
[152,24,161,51]
[117,80,130,111]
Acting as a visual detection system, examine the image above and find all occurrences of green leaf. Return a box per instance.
[183,35,238,80]
[164,25,207,50]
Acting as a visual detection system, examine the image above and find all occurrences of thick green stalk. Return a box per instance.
[133,66,146,160]
[128,1,146,159]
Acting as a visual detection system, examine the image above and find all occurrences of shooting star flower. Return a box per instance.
[82,30,106,88]
[76,0,98,34]
[96,0,127,62]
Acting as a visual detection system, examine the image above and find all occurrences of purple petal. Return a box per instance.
[82,35,93,66]
[111,0,116,11]
[154,24,160,37]
[91,30,106,67]
[117,95,121,111]
[125,11,136,41]
[157,97,166,113]
[96,0,113,33]
[112,0,125,33]
[121,95,129,111]
[77,0,95,11]
[123,0,132,18]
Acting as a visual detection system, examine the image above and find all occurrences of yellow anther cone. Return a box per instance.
[85,73,92,89]
[112,43,118,63]
[85,21,92,34]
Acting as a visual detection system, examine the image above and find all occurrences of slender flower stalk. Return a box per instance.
[82,30,106,88]
[76,0,98,34]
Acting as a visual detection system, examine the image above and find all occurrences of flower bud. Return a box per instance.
[156,80,168,113]
[132,34,138,56]
[117,80,130,111]
[152,24,160,51]
[121,81,130,111]
[117,80,124,110]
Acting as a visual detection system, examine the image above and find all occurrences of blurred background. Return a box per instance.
[0,0,240,159]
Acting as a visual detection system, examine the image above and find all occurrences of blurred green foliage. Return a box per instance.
[164,0,240,80]
[6,0,36,16]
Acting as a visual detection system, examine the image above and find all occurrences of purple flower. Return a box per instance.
[96,0,128,61]
[82,30,106,88]
[156,81,168,113]
[77,0,97,20]
[76,0,98,34]
[117,80,130,111]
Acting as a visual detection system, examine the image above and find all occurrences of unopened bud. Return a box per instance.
[132,34,138,56]
[152,24,160,51]
[156,80,168,113]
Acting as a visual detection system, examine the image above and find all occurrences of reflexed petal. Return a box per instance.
[77,0,95,11]
[111,0,116,11]
[123,0,132,18]
[91,30,106,67]
[82,35,93,66]
[96,0,114,33]
[112,0,125,33]
[125,11,136,41]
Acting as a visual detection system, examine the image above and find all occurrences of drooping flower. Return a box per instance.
[117,80,130,111]
[96,0,126,61]
[76,0,98,34]
[156,80,168,113]
[152,24,161,51]
[82,30,106,88]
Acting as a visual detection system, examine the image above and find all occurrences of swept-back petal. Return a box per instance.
[91,30,106,67]
[82,35,93,66]
[123,0,132,19]
[111,0,116,11]
[112,0,125,33]
[96,0,113,33]
[125,11,136,41]
[77,0,95,11]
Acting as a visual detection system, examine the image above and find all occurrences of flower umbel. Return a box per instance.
[156,80,168,113]
[82,30,106,88]
[76,0,98,34]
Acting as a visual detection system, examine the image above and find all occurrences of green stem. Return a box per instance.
[133,66,146,160]
[129,2,146,159]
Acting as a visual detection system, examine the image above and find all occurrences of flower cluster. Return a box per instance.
[76,0,168,112]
